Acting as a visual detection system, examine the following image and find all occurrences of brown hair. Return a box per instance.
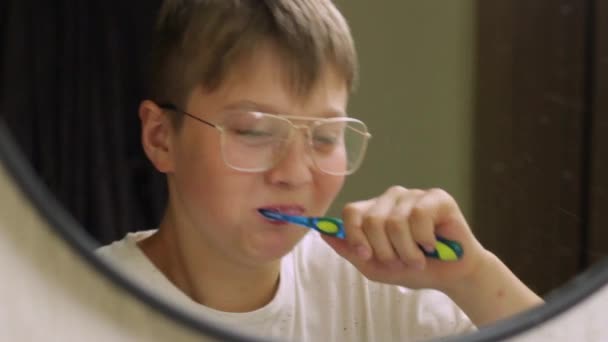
[147,0,358,124]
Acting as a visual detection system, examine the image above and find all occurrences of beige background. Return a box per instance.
[330,1,475,218]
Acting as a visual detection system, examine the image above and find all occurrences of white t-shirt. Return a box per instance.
[97,230,475,342]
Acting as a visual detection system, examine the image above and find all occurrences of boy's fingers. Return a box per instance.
[362,194,399,263]
[357,186,414,263]
[408,205,438,253]
[363,215,397,263]
[386,204,427,268]
[417,188,461,235]
[320,235,352,259]
[387,195,433,268]
[342,201,373,260]
[413,189,474,257]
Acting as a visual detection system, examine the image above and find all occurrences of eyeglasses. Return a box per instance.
[159,103,371,176]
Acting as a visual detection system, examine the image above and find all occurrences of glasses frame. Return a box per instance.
[158,103,371,176]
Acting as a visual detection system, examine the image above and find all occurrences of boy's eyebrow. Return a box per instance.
[222,100,346,117]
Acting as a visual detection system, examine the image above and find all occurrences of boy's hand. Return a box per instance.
[321,186,489,292]
[323,186,543,326]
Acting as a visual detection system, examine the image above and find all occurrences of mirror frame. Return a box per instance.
[1,119,607,342]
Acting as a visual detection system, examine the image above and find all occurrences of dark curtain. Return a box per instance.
[0,0,165,245]
[473,0,606,295]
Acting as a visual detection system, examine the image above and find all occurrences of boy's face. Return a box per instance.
[164,45,348,265]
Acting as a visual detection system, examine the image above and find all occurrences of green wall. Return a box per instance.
[330,1,476,219]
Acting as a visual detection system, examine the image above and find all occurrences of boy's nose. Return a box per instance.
[264,132,314,188]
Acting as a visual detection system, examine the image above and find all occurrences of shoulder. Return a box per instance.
[95,229,191,298]
[95,229,158,275]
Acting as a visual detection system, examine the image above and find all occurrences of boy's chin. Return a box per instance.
[244,230,306,261]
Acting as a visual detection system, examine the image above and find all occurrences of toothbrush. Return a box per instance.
[258,209,463,261]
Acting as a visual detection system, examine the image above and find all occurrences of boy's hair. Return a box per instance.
[147,0,358,125]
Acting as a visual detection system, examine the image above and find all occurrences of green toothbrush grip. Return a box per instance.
[420,236,463,261]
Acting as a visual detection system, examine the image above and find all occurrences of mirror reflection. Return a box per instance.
[2,0,606,341]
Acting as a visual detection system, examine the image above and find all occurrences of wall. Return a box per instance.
[330,1,475,219]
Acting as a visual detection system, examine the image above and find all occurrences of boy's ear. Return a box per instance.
[139,100,174,173]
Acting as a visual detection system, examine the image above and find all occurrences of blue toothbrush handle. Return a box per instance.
[260,210,347,239]
[258,210,462,261]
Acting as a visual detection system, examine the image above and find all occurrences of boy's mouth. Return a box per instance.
[257,206,305,223]
[258,206,304,216]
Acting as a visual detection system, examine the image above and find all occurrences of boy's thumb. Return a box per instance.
[320,234,353,260]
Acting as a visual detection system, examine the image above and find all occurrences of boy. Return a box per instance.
[98,0,543,340]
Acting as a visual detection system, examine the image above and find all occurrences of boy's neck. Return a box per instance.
[137,223,281,313]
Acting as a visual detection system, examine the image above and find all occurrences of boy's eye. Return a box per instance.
[313,134,338,145]
[234,129,272,137]
[312,131,343,153]
[227,126,279,147]
[313,125,344,144]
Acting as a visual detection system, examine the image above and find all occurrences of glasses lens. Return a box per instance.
[219,112,369,175]
[311,119,369,175]
[220,111,290,171]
